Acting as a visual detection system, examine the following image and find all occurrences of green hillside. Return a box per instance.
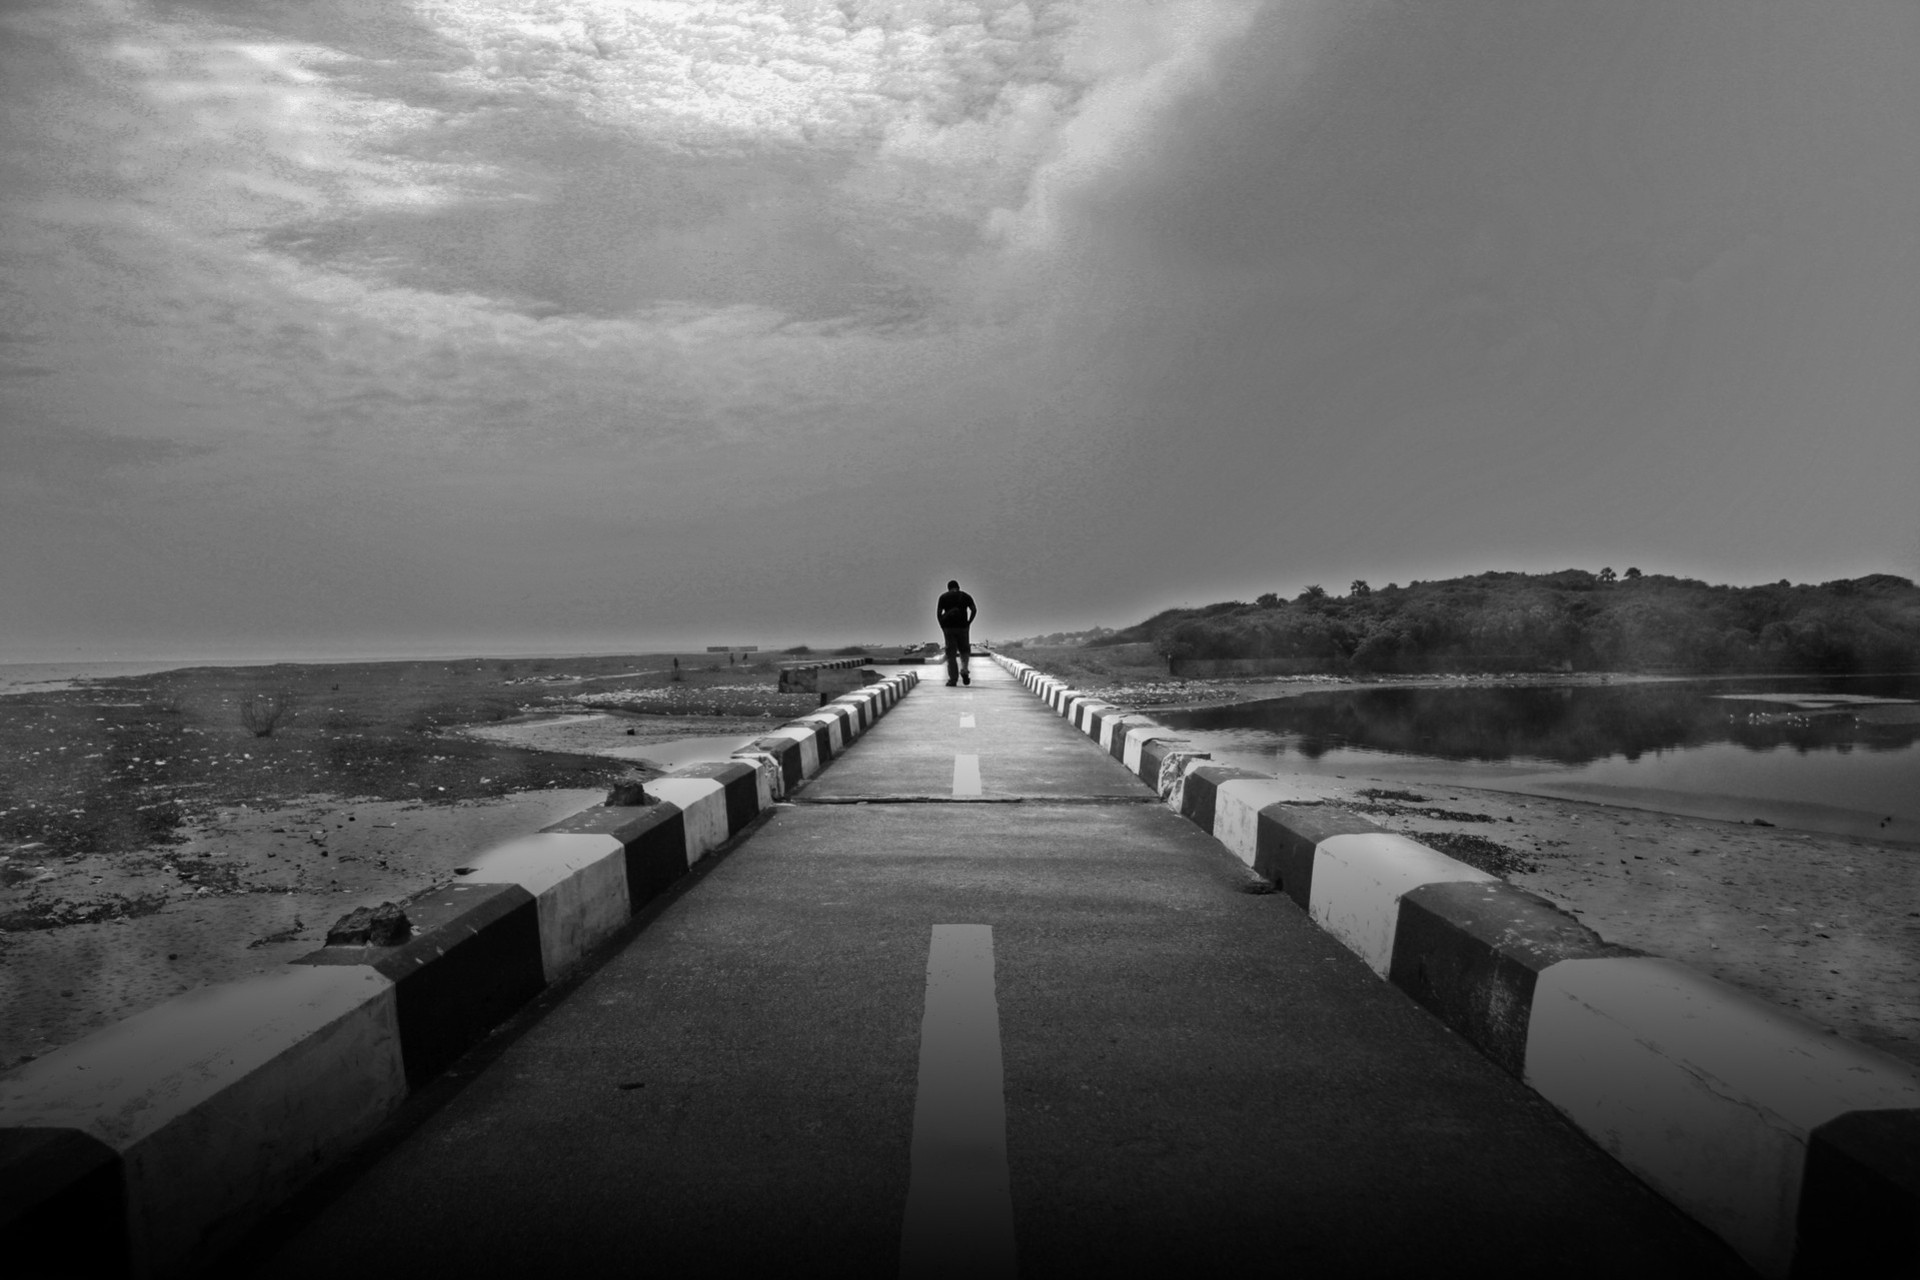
[1091,571,1920,674]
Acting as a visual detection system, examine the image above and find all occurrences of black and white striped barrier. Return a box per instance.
[989,652,1919,1279]
[0,671,919,1278]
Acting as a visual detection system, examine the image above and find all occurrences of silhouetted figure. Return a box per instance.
[937,579,977,686]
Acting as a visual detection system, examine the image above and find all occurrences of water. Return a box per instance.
[0,661,221,697]
[602,735,760,770]
[1153,676,1920,844]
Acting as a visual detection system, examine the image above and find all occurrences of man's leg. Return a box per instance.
[943,628,961,684]
[959,627,971,681]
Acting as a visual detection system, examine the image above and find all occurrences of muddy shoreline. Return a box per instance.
[5,665,1916,1072]
[1076,671,1920,1066]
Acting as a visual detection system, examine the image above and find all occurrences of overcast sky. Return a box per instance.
[4,1,1916,661]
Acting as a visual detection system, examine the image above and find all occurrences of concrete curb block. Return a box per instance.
[0,669,921,1278]
[988,652,1919,1277]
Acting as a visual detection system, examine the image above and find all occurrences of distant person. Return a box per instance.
[936,579,977,686]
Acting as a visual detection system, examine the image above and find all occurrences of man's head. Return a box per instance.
[947,580,959,591]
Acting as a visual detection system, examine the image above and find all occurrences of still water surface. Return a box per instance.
[1153,675,1920,844]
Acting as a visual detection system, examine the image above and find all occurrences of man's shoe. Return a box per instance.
[946,679,957,686]
[962,671,970,685]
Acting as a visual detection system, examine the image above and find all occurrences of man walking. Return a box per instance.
[936,579,977,686]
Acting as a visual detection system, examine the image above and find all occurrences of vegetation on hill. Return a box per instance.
[1089,571,1920,674]
[1012,626,1117,647]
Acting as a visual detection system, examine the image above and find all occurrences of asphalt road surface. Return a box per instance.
[233,662,1754,1279]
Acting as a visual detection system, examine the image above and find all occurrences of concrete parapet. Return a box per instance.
[775,657,869,693]
[987,651,1920,1278]
[0,669,921,1277]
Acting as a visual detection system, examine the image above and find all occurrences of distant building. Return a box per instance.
[706,645,759,652]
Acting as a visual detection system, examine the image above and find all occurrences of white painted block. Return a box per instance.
[824,697,862,731]
[763,725,821,780]
[732,750,782,804]
[460,833,630,983]
[797,712,846,753]
[1121,725,1171,775]
[1524,956,1920,1277]
[1075,701,1115,735]
[646,777,729,862]
[796,732,821,776]
[1212,779,1302,866]
[0,966,405,1273]
[1308,833,1495,977]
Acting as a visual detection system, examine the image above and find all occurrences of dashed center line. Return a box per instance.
[899,925,1016,1278]
[960,714,976,728]
[952,754,982,796]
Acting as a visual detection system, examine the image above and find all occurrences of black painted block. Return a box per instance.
[675,760,761,835]
[619,804,690,911]
[297,882,545,1090]
[1179,765,1270,835]
[0,1128,128,1278]
[1389,880,1632,1078]
[1793,1108,1920,1277]
[1254,804,1380,908]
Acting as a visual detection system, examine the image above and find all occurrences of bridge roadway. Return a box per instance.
[235,661,1752,1278]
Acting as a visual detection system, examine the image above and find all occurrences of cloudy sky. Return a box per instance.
[3,0,1916,661]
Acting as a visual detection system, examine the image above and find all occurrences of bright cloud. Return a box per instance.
[2,0,1256,653]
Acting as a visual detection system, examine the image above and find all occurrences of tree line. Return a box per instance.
[1091,570,1920,674]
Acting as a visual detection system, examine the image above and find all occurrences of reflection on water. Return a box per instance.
[1158,676,1920,764]
[606,735,757,770]
[1154,675,1920,839]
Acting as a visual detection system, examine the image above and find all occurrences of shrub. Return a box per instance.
[240,691,296,737]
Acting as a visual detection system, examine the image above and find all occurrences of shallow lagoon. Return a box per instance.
[1154,675,1920,844]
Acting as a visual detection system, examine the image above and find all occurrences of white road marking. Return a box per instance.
[959,714,976,729]
[952,754,982,797]
[900,925,1016,1278]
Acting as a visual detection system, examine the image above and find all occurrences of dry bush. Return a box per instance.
[240,691,297,737]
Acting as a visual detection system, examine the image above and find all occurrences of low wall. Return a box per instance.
[776,657,868,692]
[0,670,921,1278]
[989,651,1919,1280]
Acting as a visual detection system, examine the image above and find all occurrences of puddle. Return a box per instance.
[602,735,758,770]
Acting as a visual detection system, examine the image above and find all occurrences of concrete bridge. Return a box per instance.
[4,660,1915,1277]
